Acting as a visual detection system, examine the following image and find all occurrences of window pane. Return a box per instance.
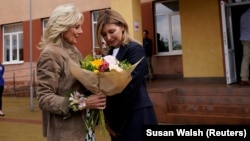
[4,35,10,62]
[4,23,22,33]
[171,14,182,50]
[156,15,169,52]
[92,11,99,21]
[93,24,98,48]
[19,33,24,61]
[12,35,17,61]
[91,9,108,56]
[43,18,49,30]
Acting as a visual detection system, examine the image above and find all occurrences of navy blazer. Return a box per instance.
[104,41,154,132]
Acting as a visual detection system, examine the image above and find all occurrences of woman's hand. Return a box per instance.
[85,92,106,109]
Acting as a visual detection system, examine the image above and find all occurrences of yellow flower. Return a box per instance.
[90,59,103,69]
[93,70,99,73]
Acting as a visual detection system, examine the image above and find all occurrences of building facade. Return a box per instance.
[0,0,249,90]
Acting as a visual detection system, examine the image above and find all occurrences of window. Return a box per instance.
[154,0,182,56]
[42,18,49,31]
[91,9,108,57]
[92,10,100,56]
[3,23,23,63]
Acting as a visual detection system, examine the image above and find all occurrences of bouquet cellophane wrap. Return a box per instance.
[70,58,142,96]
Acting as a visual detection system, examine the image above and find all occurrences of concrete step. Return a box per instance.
[148,87,250,124]
[165,113,250,124]
[168,104,250,115]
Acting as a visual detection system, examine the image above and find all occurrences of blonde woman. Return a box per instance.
[36,3,106,141]
[96,9,157,141]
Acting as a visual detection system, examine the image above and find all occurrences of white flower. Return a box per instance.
[109,64,123,72]
[103,55,124,72]
[103,55,119,65]
[68,91,86,112]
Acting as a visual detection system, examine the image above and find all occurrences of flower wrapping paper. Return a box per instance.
[69,57,143,96]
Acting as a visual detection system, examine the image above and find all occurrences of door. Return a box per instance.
[220,1,237,84]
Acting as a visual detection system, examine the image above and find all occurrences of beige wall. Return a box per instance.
[111,0,142,42]
[180,0,225,77]
[0,0,110,24]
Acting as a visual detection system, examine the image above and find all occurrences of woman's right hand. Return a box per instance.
[85,92,106,109]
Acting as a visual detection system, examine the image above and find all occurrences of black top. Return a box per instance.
[143,37,153,57]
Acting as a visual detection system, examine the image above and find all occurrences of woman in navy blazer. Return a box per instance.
[96,9,157,141]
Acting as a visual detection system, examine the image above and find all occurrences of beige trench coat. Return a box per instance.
[36,42,87,141]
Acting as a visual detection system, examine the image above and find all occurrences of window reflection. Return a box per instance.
[155,1,182,55]
[3,23,23,63]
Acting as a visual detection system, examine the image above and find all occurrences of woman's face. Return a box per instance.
[63,20,83,44]
[101,23,124,48]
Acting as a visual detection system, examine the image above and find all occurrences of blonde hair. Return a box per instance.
[37,3,83,50]
[96,9,141,52]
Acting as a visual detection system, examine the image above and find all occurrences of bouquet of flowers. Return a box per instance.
[69,54,142,134]
[70,55,141,96]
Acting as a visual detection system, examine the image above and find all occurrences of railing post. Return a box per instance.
[13,72,16,96]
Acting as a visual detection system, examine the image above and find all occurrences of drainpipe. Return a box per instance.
[29,0,34,112]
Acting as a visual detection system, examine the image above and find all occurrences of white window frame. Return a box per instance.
[91,10,99,56]
[42,18,49,31]
[91,9,109,57]
[3,23,24,64]
[154,0,182,56]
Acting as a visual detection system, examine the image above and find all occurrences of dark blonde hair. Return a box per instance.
[96,9,141,52]
[37,3,83,50]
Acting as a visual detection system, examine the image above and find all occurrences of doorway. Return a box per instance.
[230,3,250,81]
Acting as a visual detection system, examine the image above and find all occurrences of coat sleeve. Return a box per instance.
[122,43,147,95]
[36,51,68,116]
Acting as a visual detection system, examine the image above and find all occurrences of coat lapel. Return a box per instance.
[116,45,127,61]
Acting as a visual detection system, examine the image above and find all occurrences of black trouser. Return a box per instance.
[0,86,4,110]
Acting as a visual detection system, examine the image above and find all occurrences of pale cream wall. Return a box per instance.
[111,0,142,42]
[0,0,110,24]
[180,0,224,77]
